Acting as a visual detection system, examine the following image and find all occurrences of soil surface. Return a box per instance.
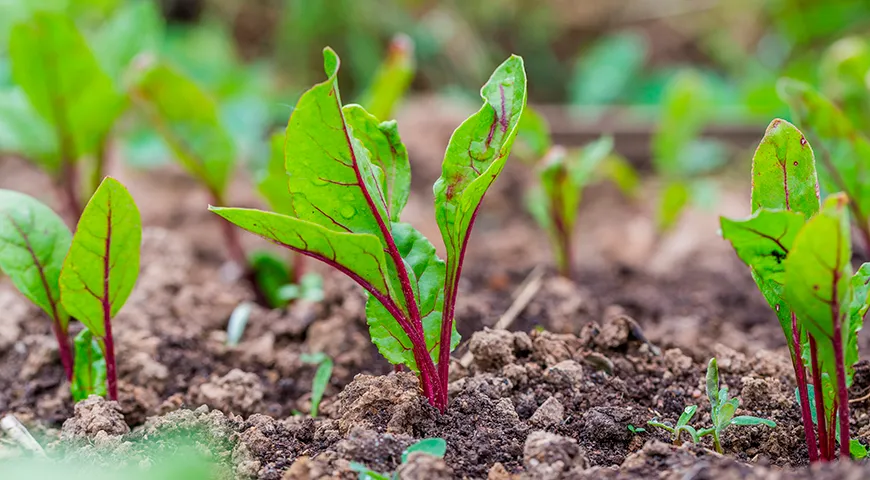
[2,99,870,478]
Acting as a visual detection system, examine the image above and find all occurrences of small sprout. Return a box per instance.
[300,352,334,418]
[851,439,869,460]
[226,301,254,347]
[60,177,142,401]
[627,424,646,435]
[278,273,324,303]
[350,438,447,479]
[648,359,775,453]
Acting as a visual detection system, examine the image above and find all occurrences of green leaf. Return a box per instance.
[0,88,58,169]
[677,405,697,428]
[677,425,700,443]
[208,207,395,305]
[657,180,690,231]
[730,416,776,428]
[647,419,675,433]
[570,31,647,106]
[716,401,737,430]
[514,106,552,162]
[128,59,235,198]
[358,34,415,121]
[785,193,852,410]
[598,153,639,198]
[249,250,292,309]
[778,79,870,225]
[720,209,806,354]
[846,263,870,383]
[749,119,820,217]
[402,438,447,463]
[0,189,72,329]
[366,223,458,371]
[9,11,124,162]
[71,328,107,402]
[819,37,870,131]
[349,462,390,480]
[59,177,142,337]
[301,353,332,418]
[91,0,164,81]
[706,358,720,410]
[343,105,411,222]
[434,54,526,336]
[851,438,869,459]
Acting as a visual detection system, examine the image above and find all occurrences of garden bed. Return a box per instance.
[2,101,870,479]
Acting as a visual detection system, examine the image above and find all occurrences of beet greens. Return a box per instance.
[210,47,526,412]
[721,119,869,461]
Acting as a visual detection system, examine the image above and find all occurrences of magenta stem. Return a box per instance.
[791,314,819,462]
[102,328,118,401]
[51,322,74,381]
[809,336,830,460]
[832,328,851,458]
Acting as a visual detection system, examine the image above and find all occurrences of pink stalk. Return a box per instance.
[51,322,74,381]
[810,336,830,460]
[832,330,851,458]
[792,314,819,462]
[102,325,118,401]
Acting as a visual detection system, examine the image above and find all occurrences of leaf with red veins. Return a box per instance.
[59,177,141,338]
[750,118,820,217]
[433,55,527,366]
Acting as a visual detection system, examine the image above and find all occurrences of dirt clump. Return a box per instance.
[61,396,130,439]
[396,451,454,479]
[523,430,588,479]
[194,368,265,416]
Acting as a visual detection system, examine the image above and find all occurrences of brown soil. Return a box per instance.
[2,99,870,478]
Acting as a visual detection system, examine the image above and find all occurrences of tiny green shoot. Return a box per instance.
[71,328,108,402]
[226,301,254,347]
[300,352,334,418]
[627,424,646,435]
[60,177,142,401]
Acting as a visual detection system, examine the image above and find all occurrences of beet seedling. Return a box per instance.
[210,47,526,412]
[71,329,107,402]
[526,137,637,279]
[647,405,701,446]
[721,119,869,461]
[300,352,333,418]
[0,190,75,380]
[60,177,142,401]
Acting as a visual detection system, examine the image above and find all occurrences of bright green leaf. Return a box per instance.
[0,88,58,169]
[71,328,107,401]
[0,189,71,329]
[656,180,690,231]
[128,59,235,199]
[677,405,697,428]
[301,352,332,417]
[706,358,720,409]
[730,416,777,428]
[59,177,142,337]
[402,438,447,463]
[851,438,869,459]
[256,132,292,216]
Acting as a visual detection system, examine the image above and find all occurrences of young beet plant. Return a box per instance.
[0,178,141,401]
[210,47,527,412]
[721,119,869,461]
[648,358,775,453]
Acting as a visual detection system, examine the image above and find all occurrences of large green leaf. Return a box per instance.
[0,189,71,329]
[0,88,58,170]
[71,328,107,402]
[59,177,141,337]
[750,118,820,217]
[128,60,235,199]
[92,0,164,81]
[434,54,526,338]
[343,105,411,222]
[819,37,870,131]
[778,79,870,225]
[208,207,394,305]
[358,34,415,121]
[785,193,851,408]
[9,12,124,162]
[365,223,458,371]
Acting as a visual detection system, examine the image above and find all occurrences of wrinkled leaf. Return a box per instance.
[9,12,124,162]
[59,177,141,337]
[359,34,415,121]
[0,189,71,329]
[71,328,107,401]
[434,54,526,343]
[129,59,235,198]
[402,438,447,463]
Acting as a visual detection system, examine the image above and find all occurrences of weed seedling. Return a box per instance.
[350,438,447,479]
[648,359,775,453]
[210,47,526,412]
[0,190,75,380]
[721,119,869,461]
[627,424,646,435]
[60,177,142,401]
[300,352,333,418]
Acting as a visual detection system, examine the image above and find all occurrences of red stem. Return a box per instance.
[832,326,851,458]
[792,314,819,463]
[51,321,74,381]
[102,326,118,401]
[828,401,838,461]
[291,253,305,284]
[809,335,830,461]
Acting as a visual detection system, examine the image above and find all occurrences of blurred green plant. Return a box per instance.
[350,437,447,479]
[652,70,726,231]
[300,352,333,418]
